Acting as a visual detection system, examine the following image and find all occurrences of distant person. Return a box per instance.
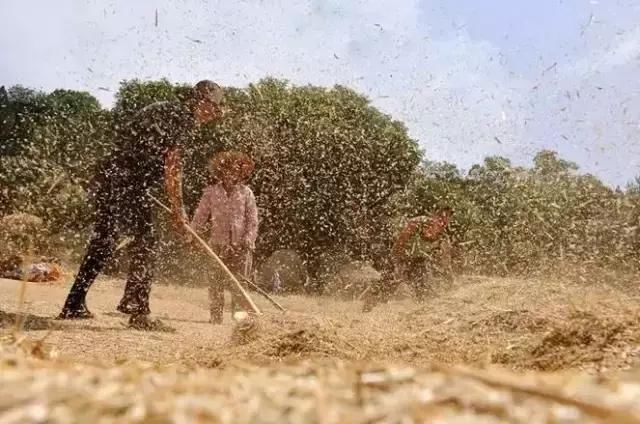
[362,207,453,312]
[57,80,225,330]
[191,151,259,324]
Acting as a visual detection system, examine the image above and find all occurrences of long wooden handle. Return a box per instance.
[240,276,286,312]
[149,194,261,315]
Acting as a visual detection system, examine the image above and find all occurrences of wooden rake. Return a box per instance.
[149,194,261,315]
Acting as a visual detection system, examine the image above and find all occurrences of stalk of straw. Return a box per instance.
[239,276,286,312]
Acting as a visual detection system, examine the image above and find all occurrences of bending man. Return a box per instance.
[57,80,224,329]
[362,207,453,312]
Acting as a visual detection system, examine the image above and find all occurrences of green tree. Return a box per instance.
[0,87,111,234]
[198,79,421,281]
[0,85,51,157]
[6,79,637,283]
[112,79,191,120]
[533,150,578,176]
[103,78,421,287]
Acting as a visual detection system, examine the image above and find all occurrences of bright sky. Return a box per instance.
[2,0,640,187]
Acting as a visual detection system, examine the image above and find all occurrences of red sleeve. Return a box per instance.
[392,220,420,258]
[420,217,448,241]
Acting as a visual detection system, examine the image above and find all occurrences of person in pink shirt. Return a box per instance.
[191,151,259,324]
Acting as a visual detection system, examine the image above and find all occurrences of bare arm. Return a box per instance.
[391,219,421,259]
[420,216,448,241]
[163,146,188,232]
[191,188,212,233]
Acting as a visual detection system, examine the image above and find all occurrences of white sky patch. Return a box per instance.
[566,26,640,76]
[1,0,640,186]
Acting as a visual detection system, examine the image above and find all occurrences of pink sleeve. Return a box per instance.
[191,187,212,232]
[243,188,259,249]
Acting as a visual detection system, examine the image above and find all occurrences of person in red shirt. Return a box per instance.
[362,207,453,312]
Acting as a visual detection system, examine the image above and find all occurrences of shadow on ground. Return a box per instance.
[0,310,57,331]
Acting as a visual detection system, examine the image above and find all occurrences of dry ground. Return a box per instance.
[2,273,640,422]
[1,273,640,371]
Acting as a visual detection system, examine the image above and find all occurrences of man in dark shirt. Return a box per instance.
[57,80,224,329]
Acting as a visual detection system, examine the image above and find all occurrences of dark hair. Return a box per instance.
[193,80,223,103]
[210,151,255,183]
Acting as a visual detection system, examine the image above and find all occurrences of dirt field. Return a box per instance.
[2,274,640,371]
[2,274,640,422]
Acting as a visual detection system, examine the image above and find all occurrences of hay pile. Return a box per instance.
[388,277,640,372]
[3,275,639,374]
[2,333,640,423]
[221,312,362,365]
[525,309,640,372]
[195,277,640,374]
[2,274,640,422]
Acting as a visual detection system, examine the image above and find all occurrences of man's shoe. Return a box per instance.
[56,306,94,320]
[116,302,138,315]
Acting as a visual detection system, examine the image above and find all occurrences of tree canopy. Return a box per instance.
[2,78,639,285]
